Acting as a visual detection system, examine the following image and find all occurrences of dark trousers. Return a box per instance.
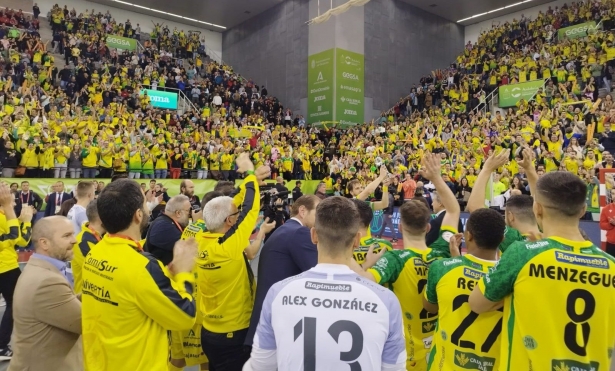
[607,242,615,258]
[201,327,250,371]
[0,268,21,348]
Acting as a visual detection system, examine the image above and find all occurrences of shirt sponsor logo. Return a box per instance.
[305,281,352,292]
[551,359,599,371]
[422,335,433,348]
[443,258,463,266]
[422,320,437,334]
[85,257,118,273]
[555,251,609,269]
[463,267,484,280]
[82,279,118,306]
[454,350,496,371]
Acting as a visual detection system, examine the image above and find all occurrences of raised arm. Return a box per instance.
[356,165,388,201]
[467,149,510,212]
[517,147,538,194]
[420,152,460,229]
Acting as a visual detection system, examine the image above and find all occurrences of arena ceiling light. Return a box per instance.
[110,0,226,29]
[457,0,533,23]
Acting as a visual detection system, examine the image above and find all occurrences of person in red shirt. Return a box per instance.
[599,188,615,257]
[401,173,417,201]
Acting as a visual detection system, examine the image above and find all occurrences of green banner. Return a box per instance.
[139,89,178,110]
[2,179,321,210]
[335,48,364,126]
[558,21,598,40]
[307,49,335,123]
[498,80,544,107]
[106,35,137,51]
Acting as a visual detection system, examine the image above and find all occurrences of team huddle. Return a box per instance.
[244,149,615,371]
[30,149,614,371]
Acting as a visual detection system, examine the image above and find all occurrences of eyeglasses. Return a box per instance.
[227,210,240,219]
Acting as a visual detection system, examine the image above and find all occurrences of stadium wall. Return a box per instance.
[222,0,310,113]
[35,0,223,60]
[464,0,569,44]
[364,0,464,114]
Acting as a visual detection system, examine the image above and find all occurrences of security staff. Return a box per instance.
[81,179,198,371]
[197,153,270,370]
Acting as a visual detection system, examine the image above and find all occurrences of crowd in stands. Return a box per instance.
[0,1,615,214]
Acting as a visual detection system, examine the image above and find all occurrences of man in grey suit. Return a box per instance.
[8,216,81,371]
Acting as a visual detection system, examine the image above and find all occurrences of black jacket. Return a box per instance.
[144,214,183,266]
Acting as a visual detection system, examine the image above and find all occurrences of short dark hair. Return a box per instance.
[506,195,536,224]
[21,181,28,185]
[111,173,128,182]
[214,181,235,196]
[201,191,223,209]
[290,195,320,217]
[314,197,360,256]
[97,179,145,234]
[536,172,586,217]
[466,208,505,250]
[399,200,431,235]
[85,199,99,223]
[350,199,373,229]
[75,181,95,200]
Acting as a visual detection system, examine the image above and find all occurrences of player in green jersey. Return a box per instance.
[352,153,460,371]
[470,171,615,371]
[424,208,506,371]
[348,165,391,211]
[350,198,393,265]
[468,148,540,253]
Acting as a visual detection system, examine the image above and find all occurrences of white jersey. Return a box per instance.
[245,264,406,371]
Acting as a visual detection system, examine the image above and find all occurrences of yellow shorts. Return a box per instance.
[169,321,208,366]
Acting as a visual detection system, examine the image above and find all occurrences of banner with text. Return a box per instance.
[558,21,598,40]
[335,48,364,127]
[105,35,137,51]
[140,89,178,110]
[498,79,545,107]
[307,49,335,123]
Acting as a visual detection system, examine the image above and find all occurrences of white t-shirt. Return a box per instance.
[67,204,87,235]
[246,264,406,371]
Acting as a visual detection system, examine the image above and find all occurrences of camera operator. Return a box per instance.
[262,193,290,241]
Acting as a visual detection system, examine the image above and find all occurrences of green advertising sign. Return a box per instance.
[498,79,545,107]
[558,21,598,40]
[335,48,364,126]
[106,35,137,51]
[307,49,335,123]
[139,89,178,109]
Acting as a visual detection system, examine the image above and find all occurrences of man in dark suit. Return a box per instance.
[44,182,73,217]
[245,195,321,347]
[291,181,303,204]
[15,181,43,222]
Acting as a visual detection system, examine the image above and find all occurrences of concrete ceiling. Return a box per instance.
[88,0,286,32]
[400,0,555,25]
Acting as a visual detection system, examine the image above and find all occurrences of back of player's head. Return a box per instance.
[201,191,223,209]
[85,199,99,223]
[350,198,373,229]
[97,179,145,234]
[466,208,505,250]
[314,197,360,257]
[75,181,95,200]
[535,172,586,218]
[214,181,235,196]
[399,199,431,235]
[505,195,536,224]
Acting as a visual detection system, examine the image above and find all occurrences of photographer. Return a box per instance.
[262,194,290,242]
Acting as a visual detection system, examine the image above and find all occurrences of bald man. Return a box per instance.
[8,216,82,371]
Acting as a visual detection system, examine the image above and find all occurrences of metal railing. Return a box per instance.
[474,87,499,116]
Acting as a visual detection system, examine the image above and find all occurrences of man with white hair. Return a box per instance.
[144,195,192,266]
[197,153,270,370]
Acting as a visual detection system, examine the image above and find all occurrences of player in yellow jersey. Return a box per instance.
[72,200,105,294]
[470,171,615,371]
[353,153,460,371]
[424,208,506,371]
[468,148,540,253]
